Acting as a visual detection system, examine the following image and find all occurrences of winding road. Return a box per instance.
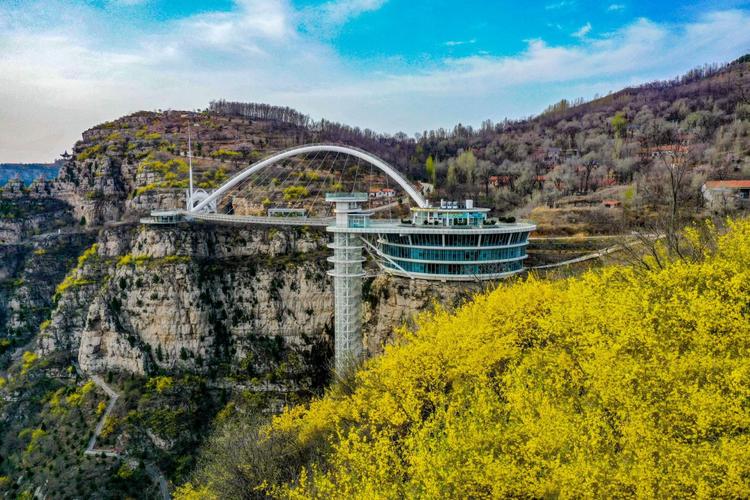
[74,363,171,499]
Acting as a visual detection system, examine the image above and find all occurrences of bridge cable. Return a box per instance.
[350,156,362,196]
[293,150,333,211]
[272,149,323,212]
[332,150,348,198]
[218,148,304,216]
[228,152,288,213]
[214,153,277,215]
[307,151,341,213]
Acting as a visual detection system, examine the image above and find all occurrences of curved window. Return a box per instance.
[445,234,480,246]
[380,244,526,262]
[384,260,523,276]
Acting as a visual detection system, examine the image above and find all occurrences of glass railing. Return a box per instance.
[325,192,368,200]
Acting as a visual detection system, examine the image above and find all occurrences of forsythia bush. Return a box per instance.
[182,219,750,499]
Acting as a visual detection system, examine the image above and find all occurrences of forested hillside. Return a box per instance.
[179,218,750,499]
[416,58,750,218]
[211,56,750,232]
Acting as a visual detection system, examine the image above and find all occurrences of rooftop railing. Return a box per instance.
[325,192,369,201]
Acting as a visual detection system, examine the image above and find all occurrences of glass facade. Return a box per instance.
[377,229,530,279]
[383,260,523,276]
[381,232,530,247]
[380,245,525,262]
[348,215,370,228]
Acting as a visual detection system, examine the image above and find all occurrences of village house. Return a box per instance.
[639,144,690,166]
[489,175,512,188]
[369,187,397,199]
[602,199,622,208]
[532,147,561,165]
[702,180,750,210]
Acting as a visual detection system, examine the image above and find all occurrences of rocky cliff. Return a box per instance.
[37,221,477,378]
[0,172,92,358]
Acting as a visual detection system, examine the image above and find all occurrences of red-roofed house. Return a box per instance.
[489,175,512,187]
[369,188,397,199]
[702,180,750,210]
[602,199,621,208]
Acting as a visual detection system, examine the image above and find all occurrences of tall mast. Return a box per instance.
[188,120,194,208]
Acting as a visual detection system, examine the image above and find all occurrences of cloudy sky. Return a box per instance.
[1,0,749,162]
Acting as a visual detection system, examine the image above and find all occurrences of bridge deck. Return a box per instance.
[190,213,333,226]
[141,210,333,227]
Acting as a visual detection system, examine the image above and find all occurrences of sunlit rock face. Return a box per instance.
[38,222,477,376]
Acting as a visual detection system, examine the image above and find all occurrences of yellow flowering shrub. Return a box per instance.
[147,376,174,393]
[24,428,47,454]
[20,351,39,375]
[53,244,99,299]
[174,483,218,500]
[96,401,108,416]
[99,416,119,439]
[266,219,750,498]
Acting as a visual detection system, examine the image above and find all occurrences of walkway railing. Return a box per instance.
[188,212,333,227]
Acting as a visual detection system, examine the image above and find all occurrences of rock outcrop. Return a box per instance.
[0,231,95,368]
[37,222,478,376]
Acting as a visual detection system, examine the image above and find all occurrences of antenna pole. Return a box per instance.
[188,121,194,208]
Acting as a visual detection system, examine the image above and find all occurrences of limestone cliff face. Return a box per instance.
[39,224,333,375]
[51,157,129,226]
[37,222,478,376]
[0,185,92,341]
[0,231,95,368]
[0,180,76,245]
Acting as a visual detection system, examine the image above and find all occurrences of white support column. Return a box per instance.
[329,231,364,373]
[326,193,369,374]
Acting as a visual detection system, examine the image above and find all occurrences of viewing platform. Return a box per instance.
[325,197,535,281]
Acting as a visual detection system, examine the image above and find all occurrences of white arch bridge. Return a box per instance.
[192,143,427,214]
[143,143,535,372]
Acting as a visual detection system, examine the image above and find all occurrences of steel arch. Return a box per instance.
[190,144,428,213]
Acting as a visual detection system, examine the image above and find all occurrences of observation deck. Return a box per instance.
[326,198,535,281]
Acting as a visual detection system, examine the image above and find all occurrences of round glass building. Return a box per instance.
[327,196,536,282]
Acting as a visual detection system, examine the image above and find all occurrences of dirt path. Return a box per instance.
[84,373,119,458]
[74,363,171,499]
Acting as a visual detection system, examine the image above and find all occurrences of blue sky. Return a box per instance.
[1,0,749,161]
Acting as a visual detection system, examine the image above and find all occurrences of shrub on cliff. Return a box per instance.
[180,218,750,499]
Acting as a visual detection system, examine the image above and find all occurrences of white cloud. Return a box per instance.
[316,0,387,25]
[545,1,574,10]
[572,22,592,38]
[301,0,388,35]
[109,0,149,5]
[1,3,750,162]
[608,4,626,11]
[444,38,477,47]
[181,0,295,45]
